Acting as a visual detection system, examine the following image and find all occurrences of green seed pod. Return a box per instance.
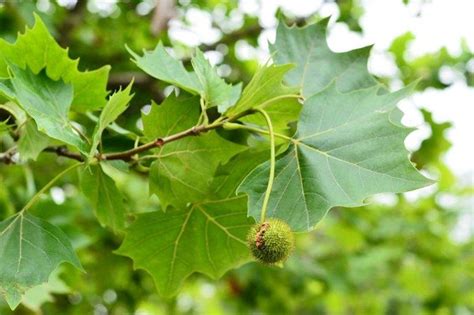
[247,218,294,264]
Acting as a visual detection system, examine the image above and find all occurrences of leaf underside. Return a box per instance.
[239,84,432,231]
[0,213,81,309]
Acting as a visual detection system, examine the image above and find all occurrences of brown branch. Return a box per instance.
[44,146,84,162]
[0,109,254,165]
[103,109,253,161]
[103,124,206,161]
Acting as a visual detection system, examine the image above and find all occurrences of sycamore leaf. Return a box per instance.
[240,98,302,135]
[226,64,299,116]
[128,42,201,94]
[116,197,253,297]
[129,44,240,111]
[211,148,272,200]
[238,84,433,231]
[270,18,377,98]
[89,83,134,157]
[18,120,50,161]
[1,65,88,154]
[143,94,246,209]
[225,64,301,136]
[0,213,81,310]
[0,14,110,112]
[117,148,269,297]
[80,165,127,232]
[191,49,241,112]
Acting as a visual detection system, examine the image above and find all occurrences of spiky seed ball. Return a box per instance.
[247,218,294,264]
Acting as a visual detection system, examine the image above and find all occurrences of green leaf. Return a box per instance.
[225,64,299,116]
[0,14,110,112]
[116,197,254,297]
[116,149,267,297]
[17,120,50,161]
[270,19,377,98]
[0,80,15,100]
[211,148,272,200]
[143,94,246,209]
[90,82,134,157]
[129,44,240,111]
[1,66,88,154]
[80,164,127,232]
[0,213,81,310]
[240,98,301,135]
[238,84,433,231]
[128,42,201,94]
[191,49,241,112]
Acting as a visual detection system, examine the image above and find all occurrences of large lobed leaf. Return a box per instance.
[0,213,81,310]
[239,84,433,231]
[116,197,253,297]
[116,149,267,297]
[0,14,109,112]
[270,18,377,97]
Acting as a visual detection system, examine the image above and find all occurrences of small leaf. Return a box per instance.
[0,213,81,310]
[238,84,433,231]
[127,42,201,94]
[116,197,254,297]
[225,64,299,116]
[129,44,240,111]
[18,120,50,161]
[80,165,127,232]
[90,82,134,157]
[143,94,246,209]
[240,98,301,134]
[2,65,88,154]
[270,18,377,98]
[191,49,241,112]
[0,14,109,112]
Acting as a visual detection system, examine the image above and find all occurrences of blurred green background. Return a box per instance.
[0,0,473,314]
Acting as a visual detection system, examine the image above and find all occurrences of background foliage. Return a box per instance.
[0,0,472,314]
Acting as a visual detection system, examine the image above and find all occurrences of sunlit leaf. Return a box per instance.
[0,14,109,112]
